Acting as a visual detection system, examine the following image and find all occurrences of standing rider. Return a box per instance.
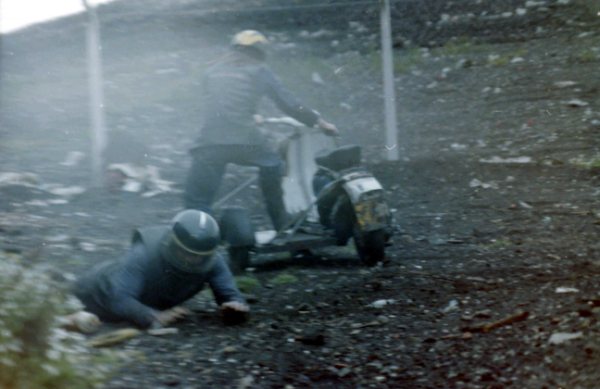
[184,30,338,230]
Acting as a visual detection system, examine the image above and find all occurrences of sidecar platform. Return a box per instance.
[252,226,338,254]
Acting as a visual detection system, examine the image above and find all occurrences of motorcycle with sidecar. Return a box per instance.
[217,117,393,271]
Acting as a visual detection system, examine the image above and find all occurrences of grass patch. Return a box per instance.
[483,238,512,250]
[570,155,600,170]
[234,275,262,293]
[0,255,122,388]
[575,0,598,16]
[269,273,299,285]
[435,37,478,56]
[572,48,598,63]
[393,48,424,74]
[487,48,527,67]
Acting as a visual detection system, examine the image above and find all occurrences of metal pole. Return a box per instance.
[380,0,399,161]
[82,0,107,187]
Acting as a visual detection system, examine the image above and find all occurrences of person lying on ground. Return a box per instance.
[71,209,249,330]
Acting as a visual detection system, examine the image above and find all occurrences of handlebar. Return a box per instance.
[257,116,341,146]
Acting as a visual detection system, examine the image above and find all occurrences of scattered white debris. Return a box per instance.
[488,54,500,62]
[479,156,532,164]
[0,172,39,187]
[442,299,460,313]
[238,375,255,389]
[299,29,332,39]
[469,179,498,189]
[311,72,324,85]
[79,242,98,252]
[25,200,50,207]
[555,287,579,293]
[47,199,69,205]
[554,81,577,88]
[450,143,468,151]
[43,185,86,197]
[154,68,178,75]
[60,151,86,167]
[368,299,396,309]
[525,1,547,7]
[565,99,589,107]
[518,201,533,209]
[107,163,175,197]
[339,102,352,111]
[548,332,582,345]
[46,234,71,243]
[349,21,368,33]
[262,116,304,128]
[511,57,525,63]
[147,327,179,336]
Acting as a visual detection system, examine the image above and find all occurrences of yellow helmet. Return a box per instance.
[231,30,268,47]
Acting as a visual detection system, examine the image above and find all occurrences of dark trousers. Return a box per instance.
[184,144,288,230]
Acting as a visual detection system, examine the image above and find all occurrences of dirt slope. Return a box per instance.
[1,0,599,388]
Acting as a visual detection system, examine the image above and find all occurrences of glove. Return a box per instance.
[317,118,339,137]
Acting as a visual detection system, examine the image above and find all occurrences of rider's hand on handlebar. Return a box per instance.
[317,118,339,137]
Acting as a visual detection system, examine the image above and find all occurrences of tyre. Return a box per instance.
[354,228,386,266]
[329,195,354,245]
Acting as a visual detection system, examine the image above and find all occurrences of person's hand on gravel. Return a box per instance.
[220,301,250,325]
[152,306,190,328]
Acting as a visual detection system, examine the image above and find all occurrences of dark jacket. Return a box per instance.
[73,226,244,329]
[197,52,320,146]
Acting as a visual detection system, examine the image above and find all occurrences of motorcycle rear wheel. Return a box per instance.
[354,227,386,266]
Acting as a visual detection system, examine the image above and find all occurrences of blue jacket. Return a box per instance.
[197,52,320,146]
[73,226,244,329]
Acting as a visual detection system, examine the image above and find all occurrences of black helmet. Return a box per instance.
[161,210,221,273]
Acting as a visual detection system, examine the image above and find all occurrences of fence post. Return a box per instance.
[82,0,107,186]
[380,0,399,161]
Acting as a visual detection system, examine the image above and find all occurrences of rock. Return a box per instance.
[548,332,583,345]
[88,328,141,347]
[311,72,324,85]
[442,299,460,313]
[221,345,238,354]
[368,299,396,308]
[479,156,532,164]
[148,327,179,336]
[238,375,254,389]
[296,332,326,346]
[565,99,589,107]
[59,311,101,334]
[555,287,579,293]
[554,80,577,88]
